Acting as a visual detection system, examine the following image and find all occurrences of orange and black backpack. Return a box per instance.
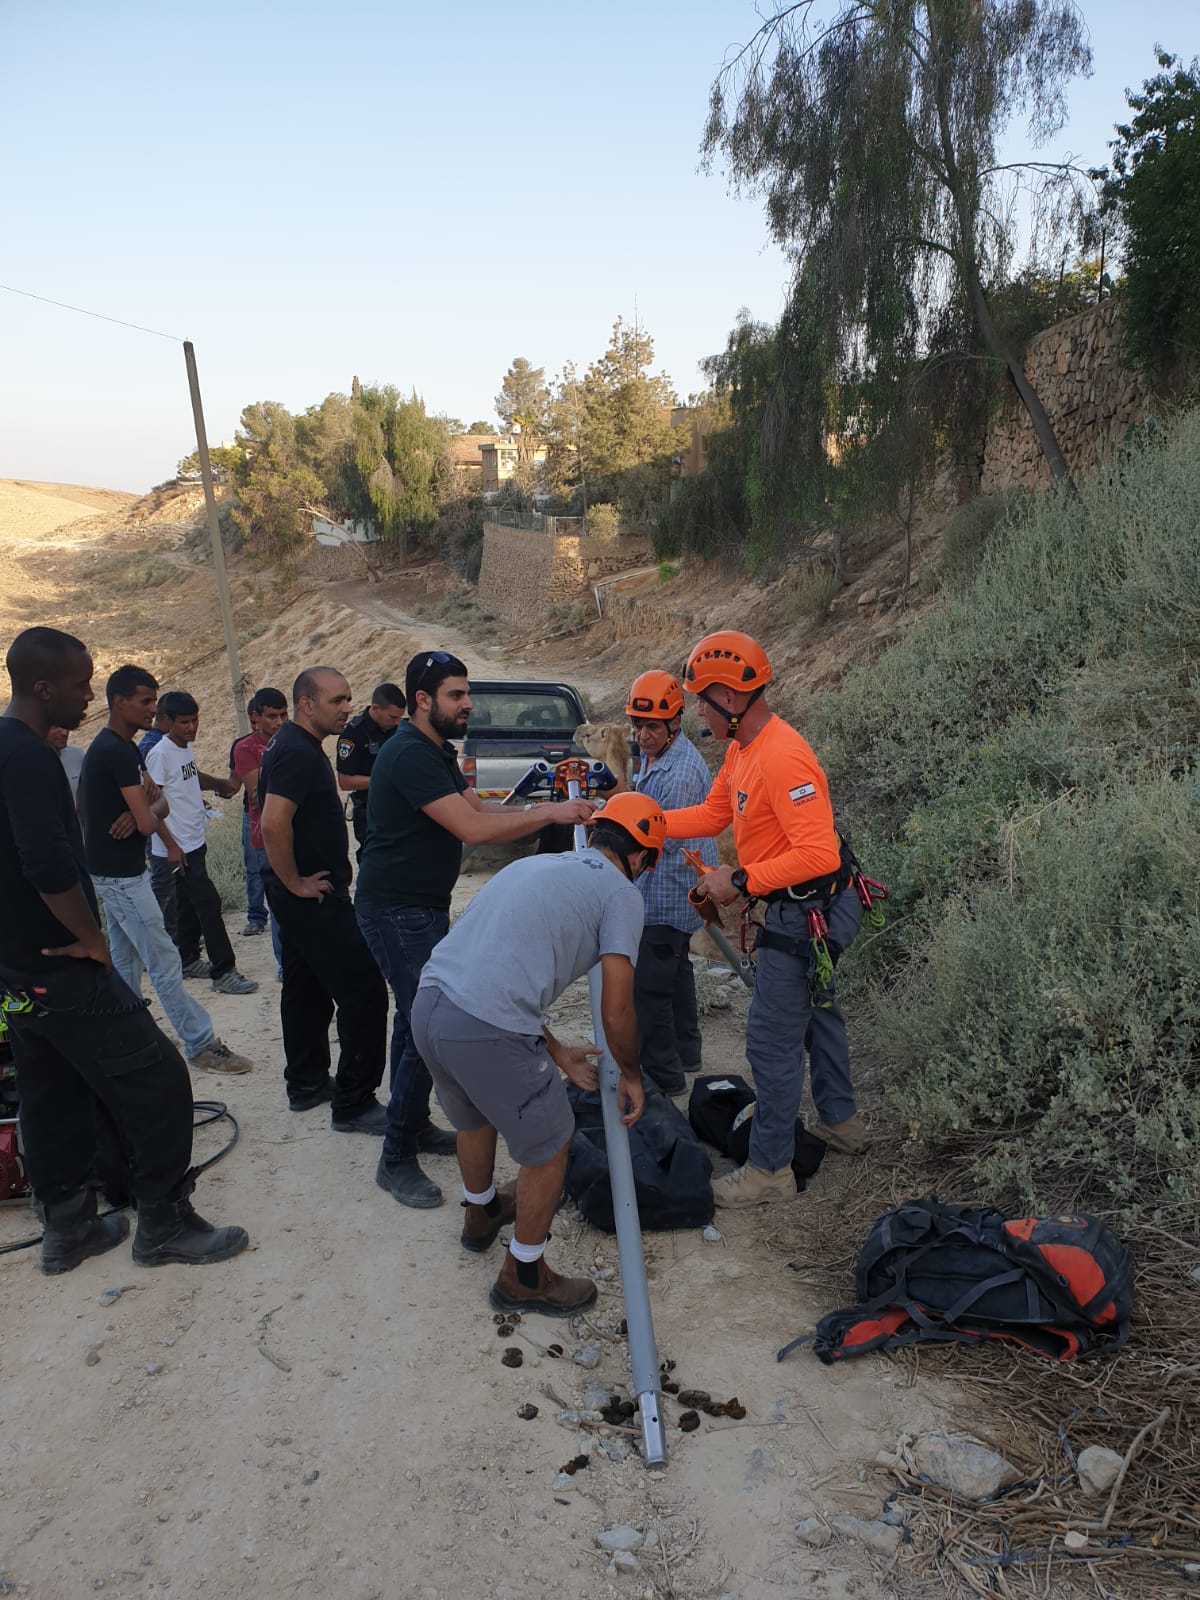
[779,1199,1133,1365]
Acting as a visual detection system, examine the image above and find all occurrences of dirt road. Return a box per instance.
[0,481,954,1600]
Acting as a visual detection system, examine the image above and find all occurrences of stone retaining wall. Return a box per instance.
[982,299,1150,493]
[478,523,651,628]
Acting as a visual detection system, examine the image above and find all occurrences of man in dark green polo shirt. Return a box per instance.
[355,649,595,1210]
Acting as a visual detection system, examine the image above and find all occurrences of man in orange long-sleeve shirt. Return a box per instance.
[662,630,865,1207]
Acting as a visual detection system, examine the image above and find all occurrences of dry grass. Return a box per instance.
[776,1093,1200,1598]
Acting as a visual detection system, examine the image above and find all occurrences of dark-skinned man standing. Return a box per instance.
[0,627,248,1272]
[336,681,406,862]
[355,650,595,1210]
[259,667,388,1130]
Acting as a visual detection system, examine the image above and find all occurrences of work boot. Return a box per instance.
[416,1123,459,1156]
[460,1182,517,1253]
[188,1039,253,1075]
[39,1190,130,1276]
[376,1155,443,1209]
[240,922,267,938]
[712,1162,796,1209]
[180,958,211,980]
[331,1101,388,1135]
[132,1192,248,1268]
[489,1251,597,1317]
[811,1112,869,1155]
[289,1076,334,1112]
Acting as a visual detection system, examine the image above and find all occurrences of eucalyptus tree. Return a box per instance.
[704,0,1095,492]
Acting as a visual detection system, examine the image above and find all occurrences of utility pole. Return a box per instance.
[183,341,248,736]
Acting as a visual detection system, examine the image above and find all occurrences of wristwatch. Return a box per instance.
[731,867,749,896]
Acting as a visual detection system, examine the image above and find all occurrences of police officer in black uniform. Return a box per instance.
[336,682,406,860]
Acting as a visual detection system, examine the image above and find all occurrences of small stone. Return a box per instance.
[600,1438,632,1464]
[290,1290,303,1300]
[830,1515,902,1558]
[551,1472,574,1490]
[702,1225,722,1243]
[572,1346,601,1370]
[911,1432,1020,1502]
[301,1470,319,1486]
[321,1249,333,1261]
[1064,1530,1089,1551]
[582,1383,613,1411]
[1077,1445,1123,1497]
[85,1350,101,1367]
[794,1516,830,1548]
[145,1363,162,1376]
[611,1551,640,1575]
[858,587,878,606]
[556,1409,582,1428]
[597,1526,644,1555]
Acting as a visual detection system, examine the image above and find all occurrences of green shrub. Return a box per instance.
[786,564,839,619]
[658,561,680,582]
[585,503,620,542]
[811,407,1200,1218]
[937,490,1030,591]
[204,809,246,914]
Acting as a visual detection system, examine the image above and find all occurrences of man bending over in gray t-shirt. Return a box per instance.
[412,793,666,1315]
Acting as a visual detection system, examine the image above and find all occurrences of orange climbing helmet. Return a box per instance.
[625,670,684,721]
[682,631,772,695]
[589,791,667,868]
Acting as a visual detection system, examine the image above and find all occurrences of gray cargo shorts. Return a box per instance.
[411,985,574,1169]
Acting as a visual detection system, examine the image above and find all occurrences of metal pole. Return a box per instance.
[183,341,249,737]
[570,779,668,1469]
[704,923,755,991]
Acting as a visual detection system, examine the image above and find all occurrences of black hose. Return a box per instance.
[0,1099,240,1257]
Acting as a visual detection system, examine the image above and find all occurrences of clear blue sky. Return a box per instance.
[1,0,1193,491]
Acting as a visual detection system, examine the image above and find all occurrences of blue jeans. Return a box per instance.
[744,898,856,1171]
[242,811,267,925]
[355,903,449,1163]
[93,870,216,1061]
[242,814,283,967]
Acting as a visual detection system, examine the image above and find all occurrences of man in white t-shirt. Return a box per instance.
[146,690,258,997]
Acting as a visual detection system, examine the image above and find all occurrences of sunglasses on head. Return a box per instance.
[413,650,456,695]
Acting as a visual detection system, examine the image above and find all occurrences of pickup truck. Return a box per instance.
[460,680,591,802]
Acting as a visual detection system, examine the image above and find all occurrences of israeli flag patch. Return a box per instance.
[789,783,816,805]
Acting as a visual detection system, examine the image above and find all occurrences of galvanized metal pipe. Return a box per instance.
[572,781,668,1469]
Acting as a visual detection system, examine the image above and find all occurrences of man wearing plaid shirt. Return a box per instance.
[625,671,717,1094]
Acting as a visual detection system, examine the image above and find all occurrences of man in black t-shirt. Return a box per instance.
[336,681,406,861]
[0,627,247,1273]
[259,666,388,1128]
[355,650,594,1210]
[80,664,251,1075]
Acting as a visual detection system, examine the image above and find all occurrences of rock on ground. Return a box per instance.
[1077,1445,1124,1497]
[911,1432,1020,1501]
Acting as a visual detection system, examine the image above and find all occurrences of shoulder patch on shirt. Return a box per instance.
[736,788,749,815]
[789,782,816,805]
[338,740,354,760]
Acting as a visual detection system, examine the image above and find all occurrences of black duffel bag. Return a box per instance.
[688,1073,826,1194]
[564,1083,714,1232]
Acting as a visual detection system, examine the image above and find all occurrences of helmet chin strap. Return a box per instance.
[700,685,763,737]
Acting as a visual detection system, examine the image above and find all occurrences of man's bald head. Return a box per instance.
[290,666,353,742]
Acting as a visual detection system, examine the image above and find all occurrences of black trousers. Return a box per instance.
[264,883,388,1118]
[5,961,193,1208]
[633,924,702,1080]
[150,845,236,978]
[351,801,367,864]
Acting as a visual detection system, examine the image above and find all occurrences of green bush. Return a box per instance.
[786,564,839,620]
[937,490,1030,591]
[811,407,1200,1218]
[657,561,680,582]
[204,810,246,915]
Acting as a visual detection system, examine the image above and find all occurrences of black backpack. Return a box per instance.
[564,1084,714,1232]
[688,1074,826,1193]
[780,1199,1133,1364]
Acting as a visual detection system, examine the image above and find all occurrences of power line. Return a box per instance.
[0,282,181,343]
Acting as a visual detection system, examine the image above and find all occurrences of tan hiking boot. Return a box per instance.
[712,1162,796,1209]
[189,1040,253,1075]
[811,1112,868,1154]
[489,1250,597,1316]
[460,1181,517,1253]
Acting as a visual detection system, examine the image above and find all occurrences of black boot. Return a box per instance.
[39,1190,130,1276]
[132,1181,248,1268]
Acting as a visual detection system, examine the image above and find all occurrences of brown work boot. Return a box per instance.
[712,1162,796,1209]
[460,1181,517,1253]
[811,1112,869,1155]
[188,1039,253,1075]
[489,1250,597,1317]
